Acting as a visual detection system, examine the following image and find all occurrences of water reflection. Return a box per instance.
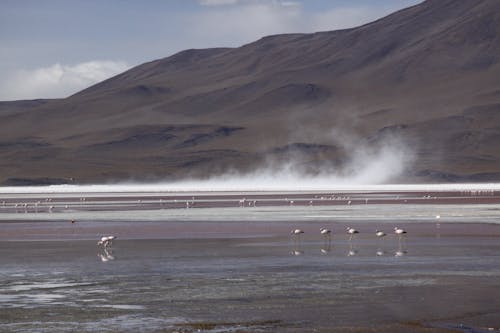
[395,249,408,257]
[98,247,116,262]
[347,242,359,257]
[320,243,332,255]
[395,243,408,257]
[290,249,304,256]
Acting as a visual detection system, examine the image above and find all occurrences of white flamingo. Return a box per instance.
[291,228,304,243]
[97,235,117,248]
[320,227,332,240]
[346,227,359,241]
[394,227,407,240]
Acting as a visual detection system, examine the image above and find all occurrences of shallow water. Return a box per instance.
[2,234,500,332]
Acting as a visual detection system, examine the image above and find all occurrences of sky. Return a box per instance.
[0,0,421,101]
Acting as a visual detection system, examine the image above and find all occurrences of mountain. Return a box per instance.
[2,0,500,185]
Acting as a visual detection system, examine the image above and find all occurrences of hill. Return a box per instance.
[1,0,500,185]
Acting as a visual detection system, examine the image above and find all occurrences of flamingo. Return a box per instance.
[346,227,359,241]
[97,235,117,248]
[394,227,407,240]
[291,229,304,243]
[320,227,332,240]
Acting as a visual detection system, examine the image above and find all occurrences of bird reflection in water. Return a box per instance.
[395,249,408,257]
[395,242,408,257]
[320,243,332,255]
[348,242,359,257]
[290,249,304,256]
[98,247,116,262]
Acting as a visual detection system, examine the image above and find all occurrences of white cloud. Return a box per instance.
[0,60,130,101]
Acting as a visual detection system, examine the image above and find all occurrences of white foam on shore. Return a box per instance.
[0,182,499,194]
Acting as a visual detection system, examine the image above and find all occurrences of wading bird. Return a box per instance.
[97,235,117,248]
[394,227,407,240]
[375,230,386,238]
[291,229,304,242]
[346,227,359,241]
[320,227,332,240]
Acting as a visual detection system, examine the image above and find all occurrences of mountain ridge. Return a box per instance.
[1,0,500,185]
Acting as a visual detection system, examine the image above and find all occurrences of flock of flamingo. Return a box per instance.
[290,226,407,241]
[290,226,409,257]
[95,226,408,262]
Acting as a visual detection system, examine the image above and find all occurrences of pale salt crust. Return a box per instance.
[0,182,500,194]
